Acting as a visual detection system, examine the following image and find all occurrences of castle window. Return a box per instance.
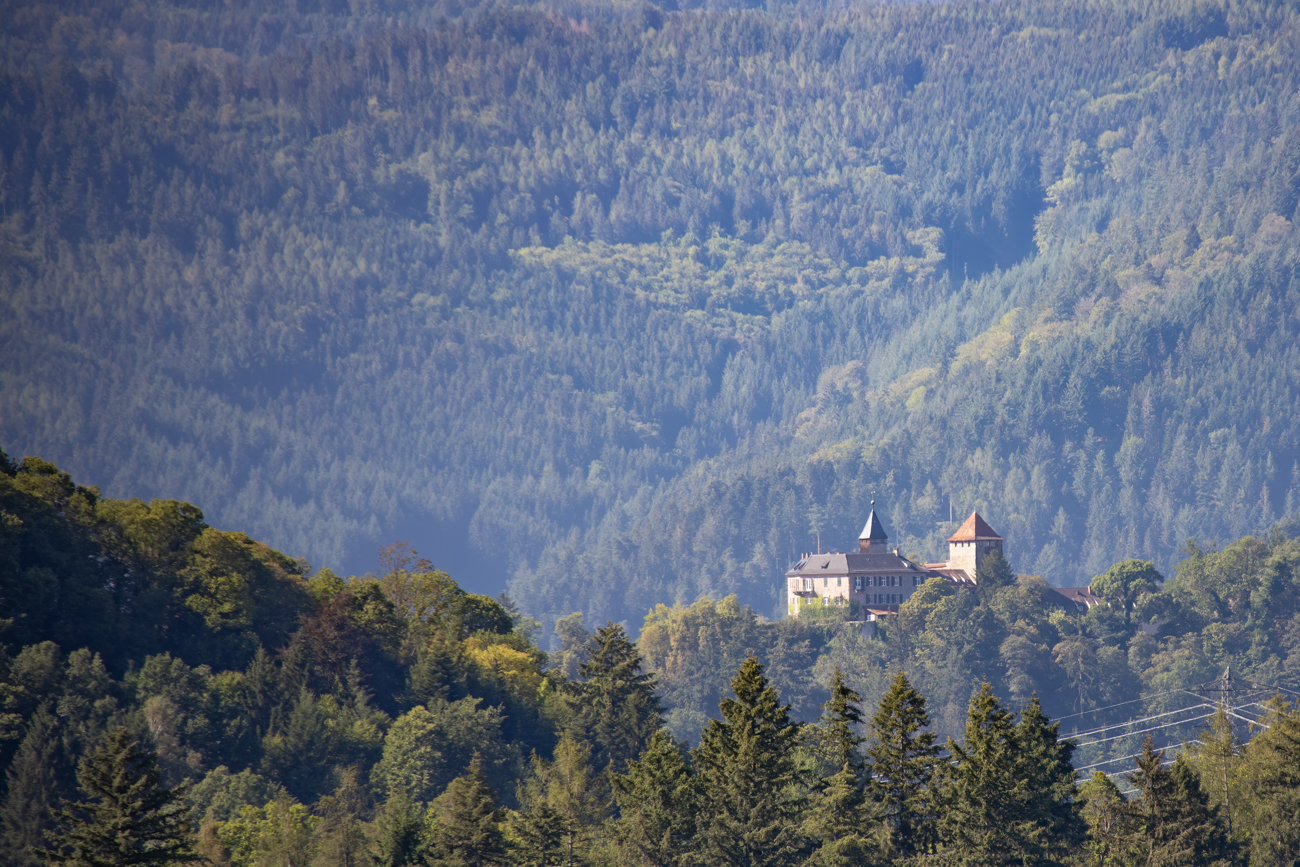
[837,577,842,587]
[855,577,863,590]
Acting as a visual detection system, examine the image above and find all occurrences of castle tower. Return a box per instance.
[859,506,889,553]
[947,511,1004,580]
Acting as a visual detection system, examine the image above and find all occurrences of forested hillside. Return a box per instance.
[2,0,1300,630]
[5,453,1300,865]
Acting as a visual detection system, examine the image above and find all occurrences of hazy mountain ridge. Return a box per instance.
[1,0,1298,627]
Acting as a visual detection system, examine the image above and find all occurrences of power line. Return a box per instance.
[1062,672,1300,790]
[1074,711,1215,749]
[1054,686,1199,723]
[1061,672,1300,749]
[1074,740,1200,773]
[1062,703,1212,742]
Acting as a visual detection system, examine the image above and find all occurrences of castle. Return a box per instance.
[785,508,1101,618]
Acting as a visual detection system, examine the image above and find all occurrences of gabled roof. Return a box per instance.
[859,508,889,541]
[1051,586,1105,612]
[948,511,1004,542]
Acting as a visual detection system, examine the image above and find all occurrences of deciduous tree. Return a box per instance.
[1091,560,1162,629]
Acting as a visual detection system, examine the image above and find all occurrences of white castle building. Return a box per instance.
[786,508,1102,618]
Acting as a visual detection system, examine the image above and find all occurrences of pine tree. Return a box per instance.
[692,655,807,867]
[610,729,696,867]
[1122,738,1235,867]
[429,752,509,867]
[38,727,196,867]
[370,789,430,867]
[572,622,663,777]
[1,703,58,867]
[864,671,940,859]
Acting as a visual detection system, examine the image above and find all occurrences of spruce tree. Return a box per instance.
[976,549,1016,594]
[1012,696,1087,862]
[936,683,1060,867]
[572,622,663,777]
[692,655,807,867]
[429,752,509,867]
[313,767,371,867]
[1123,738,1235,867]
[39,727,196,867]
[1187,703,1240,837]
[864,671,940,859]
[610,729,697,867]
[507,801,564,867]
[1233,696,1300,865]
[1,703,58,867]
[809,668,865,780]
[802,762,878,867]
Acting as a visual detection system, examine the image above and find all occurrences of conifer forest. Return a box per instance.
[5,0,1300,863]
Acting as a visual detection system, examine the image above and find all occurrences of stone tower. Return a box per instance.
[947,511,1004,580]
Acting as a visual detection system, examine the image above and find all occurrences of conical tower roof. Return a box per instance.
[859,508,889,541]
[948,511,1003,542]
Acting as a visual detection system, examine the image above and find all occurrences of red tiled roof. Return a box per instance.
[948,511,1004,542]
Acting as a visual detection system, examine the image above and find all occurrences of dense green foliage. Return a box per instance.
[2,0,1299,632]
[5,454,1300,865]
